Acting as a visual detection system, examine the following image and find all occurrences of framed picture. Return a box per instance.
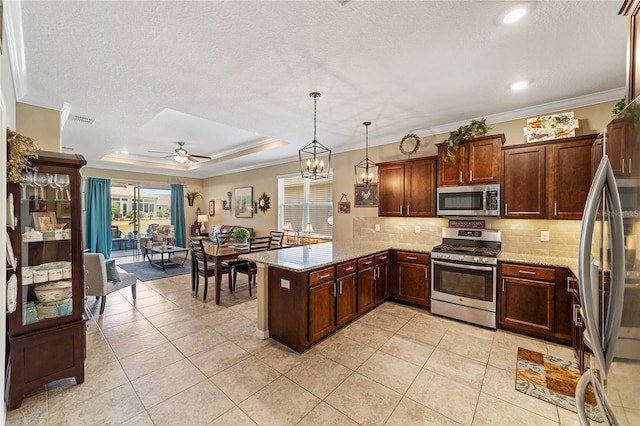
[338,201,351,214]
[234,186,253,218]
[354,184,378,207]
[56,201,71,219]
[209,200,215,216]
[32,211,57,231]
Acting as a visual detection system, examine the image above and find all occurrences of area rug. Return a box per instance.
[118,260,191,282]
[515,347,603,422]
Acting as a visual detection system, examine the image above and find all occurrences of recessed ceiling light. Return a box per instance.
[120,149,128,155]
[510,80,529,91]
[503,7,526,24]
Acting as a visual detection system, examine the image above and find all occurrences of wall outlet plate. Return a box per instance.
[415,226,421,234]
[375,224,380,232]
[280,279,290,289]
[540,231,550,242]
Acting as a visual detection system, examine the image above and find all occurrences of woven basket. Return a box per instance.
[34,281,72,303]
[36,298,70,319]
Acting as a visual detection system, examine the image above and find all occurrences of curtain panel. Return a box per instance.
[171,184,186,247]
[85,177,112,257]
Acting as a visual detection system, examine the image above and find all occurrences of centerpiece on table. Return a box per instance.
[233,227,250,245]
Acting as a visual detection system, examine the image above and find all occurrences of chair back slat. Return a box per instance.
[214,232,232,247]
[189,239,208,267]
[269,231,285,248]
[248,236,272,253]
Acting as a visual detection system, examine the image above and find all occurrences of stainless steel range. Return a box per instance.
[431,227,502,329]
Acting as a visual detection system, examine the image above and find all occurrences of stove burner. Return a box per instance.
[432,244,501,258]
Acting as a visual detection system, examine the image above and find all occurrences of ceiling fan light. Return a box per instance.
[174,155,188,163]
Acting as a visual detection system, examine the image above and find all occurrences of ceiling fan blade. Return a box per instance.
[148,150,174,155]
[189,154,211,160]
[187,155,198,163]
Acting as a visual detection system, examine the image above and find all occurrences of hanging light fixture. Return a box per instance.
[299,92,331,179]
[354,121,377,185]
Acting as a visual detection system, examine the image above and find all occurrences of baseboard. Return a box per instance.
[255,328,269,340]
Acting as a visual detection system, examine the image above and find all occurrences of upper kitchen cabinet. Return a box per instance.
[593,117,640,177]
[436,134,505,187]
[502,134,597,220]
[378,157,437,217]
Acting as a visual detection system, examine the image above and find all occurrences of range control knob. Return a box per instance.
[457,255,465,261]
[473,257,480,262]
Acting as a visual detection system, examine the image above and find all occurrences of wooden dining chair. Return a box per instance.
[189,239,232,301]
[231,236,272,296]
[269,231,285,249]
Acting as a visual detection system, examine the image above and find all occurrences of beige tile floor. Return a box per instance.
[7,256,582,425]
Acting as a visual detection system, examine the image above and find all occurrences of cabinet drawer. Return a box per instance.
[396,251,429,264]
[501,263,555,282]
[375,252,389,263]
[337,260,356,277]
[358,256,374,270]
[309,267,335,286]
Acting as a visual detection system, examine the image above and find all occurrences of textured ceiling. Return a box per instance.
[10,0,628,178]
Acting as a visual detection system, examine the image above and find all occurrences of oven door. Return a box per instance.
[431,259,496,312]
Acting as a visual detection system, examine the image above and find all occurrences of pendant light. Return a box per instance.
[354,121,377,185]
[299,92,331,179]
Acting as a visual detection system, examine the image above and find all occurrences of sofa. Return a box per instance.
[208,224,255,243]
[140,224,176,250]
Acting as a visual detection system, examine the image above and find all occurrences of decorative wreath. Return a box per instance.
[399,133,420,155]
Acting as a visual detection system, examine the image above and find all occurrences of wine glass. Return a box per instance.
[49,174,61,200]
[33,172,50,200]
[20,171,34,200]
[54,174,70,200]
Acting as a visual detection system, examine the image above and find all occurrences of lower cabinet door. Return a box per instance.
[308,281,336,343]
[357,267,375,313]
[397,262,430,307]
[336,274,357,327]
[499,276,555,335]
[375,262,389,304]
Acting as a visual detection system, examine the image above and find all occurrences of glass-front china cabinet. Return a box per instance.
[5,151,86,410]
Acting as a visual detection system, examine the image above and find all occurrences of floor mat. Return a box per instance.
[118,260,190,282]
[515,347,603,422]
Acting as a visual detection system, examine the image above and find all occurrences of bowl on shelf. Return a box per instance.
[34,281,72,303]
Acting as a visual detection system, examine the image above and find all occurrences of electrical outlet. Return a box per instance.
[540,231,550,242]
[280,279,290,289]
[415,226,421,234]
[375,224,380,232]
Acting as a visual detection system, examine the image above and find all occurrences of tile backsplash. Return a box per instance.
[353,217,582,257]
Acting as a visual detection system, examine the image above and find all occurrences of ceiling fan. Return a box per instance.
[148,142,211,163]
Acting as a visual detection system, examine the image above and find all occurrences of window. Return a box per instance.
[278,172,333,239]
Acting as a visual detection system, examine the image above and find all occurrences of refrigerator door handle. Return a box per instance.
[578,155,625,377]
[576,369,620,426]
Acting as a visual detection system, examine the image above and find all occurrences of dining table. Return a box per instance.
[190,237,250,305]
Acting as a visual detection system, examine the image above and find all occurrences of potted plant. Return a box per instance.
[233,227,250,245]
[442,118,489,162]
[7,129,39,183]
[185,191,201,207]
[613,97,626,116]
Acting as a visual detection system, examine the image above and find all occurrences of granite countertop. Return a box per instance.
[240,241,579,275]
[240,241,435,273]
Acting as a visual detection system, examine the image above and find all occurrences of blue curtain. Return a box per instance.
[85,177,112,257]
[171,184,186,247]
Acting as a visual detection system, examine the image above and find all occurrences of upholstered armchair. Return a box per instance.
[139,224,176,250]
[84,253,137,315]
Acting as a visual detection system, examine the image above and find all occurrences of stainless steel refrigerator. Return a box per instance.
[577,100,640,425]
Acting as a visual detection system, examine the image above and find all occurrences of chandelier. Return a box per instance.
[354,121,377,185]
[299,92,331,179]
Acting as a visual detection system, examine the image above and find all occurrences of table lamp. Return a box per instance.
[197,215,208,235]
[304,222,314,236]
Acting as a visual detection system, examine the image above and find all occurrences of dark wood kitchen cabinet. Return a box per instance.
[378,157,437,217]
[374,251,389,305]
[437,134,505,187]
[308,267,337,344]
[336,261,357,327]
[6,152,87,410]
[502,134,596,220]
[593,118,640,178]
[499,263,556,336]
[357,256,375,313]
[392,251,430,308]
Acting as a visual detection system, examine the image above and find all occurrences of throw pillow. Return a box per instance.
[105,259,121,282]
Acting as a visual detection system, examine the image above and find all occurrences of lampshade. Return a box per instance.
[354,121,377,185]
[197,215,208,223]
[283,222,293,231]
[304,223,314,234]
[174,155,188,163]
[299,92,331,180]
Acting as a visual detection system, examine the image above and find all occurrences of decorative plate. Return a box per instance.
[7,274,17,313]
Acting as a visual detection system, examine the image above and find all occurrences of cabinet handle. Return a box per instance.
[339,281,343,295]
[502,279,505,292]
[459,171,463,183]
[319,273,331,279]
[400,205,403,215]
[554,202,558,217]
[518,270,536,275]
[505,203,508,215]
[333,282,337,297]
[572,303,578,323]
[376,267,380,279]
[622,158,625,174]
[425,267,428,279]
[629,159,632,174]
[407,205,410,215]
[344,266,354,271]
[378,256,387,261]
[406,256,417,260]
[469,170,473,182]
[567,276,577,293]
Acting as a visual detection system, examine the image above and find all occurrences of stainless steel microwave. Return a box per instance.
[437,184,501,216]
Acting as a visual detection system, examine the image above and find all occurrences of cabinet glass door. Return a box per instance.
[20,171,73,325]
